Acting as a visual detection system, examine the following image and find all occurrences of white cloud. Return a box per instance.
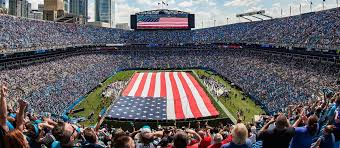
[178,1,193,7]
[224,0,262,7]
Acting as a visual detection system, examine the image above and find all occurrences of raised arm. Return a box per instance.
[94,115,106,132]
[0,83,9,132]
[16,99,28,131]
[186,129,202,143]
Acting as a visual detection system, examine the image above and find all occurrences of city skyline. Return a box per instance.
[3,0,340,28]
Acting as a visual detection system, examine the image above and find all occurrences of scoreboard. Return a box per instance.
[131,9,195,30]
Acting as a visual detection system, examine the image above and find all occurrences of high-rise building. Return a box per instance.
[69,0,88,22]
[9,0,30,17]
[95,0,115,28]
[38,4,44,12]
[43,0,64,21]
[0,0,5,8]
[64,0,69,13]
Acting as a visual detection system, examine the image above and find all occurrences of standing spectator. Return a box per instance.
[198,129,211,148]
[221,123,252,148]
[257,114,295,148]
[207,133,223,148]
[290,115,319,148]
[172,129,202,148]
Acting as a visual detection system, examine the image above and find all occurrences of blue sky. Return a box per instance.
[10,0,340,28]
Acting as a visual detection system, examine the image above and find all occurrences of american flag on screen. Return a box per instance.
[137,17,189,29]
[107,72,219,120]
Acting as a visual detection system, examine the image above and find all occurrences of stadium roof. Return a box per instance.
[135,9,190,15]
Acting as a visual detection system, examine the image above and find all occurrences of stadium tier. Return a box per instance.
[0,5,340,148]
[1,8,340,52]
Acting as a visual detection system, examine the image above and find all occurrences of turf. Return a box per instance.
[71,69,264,126]
[70,70,135,126]
[194,70,265,123]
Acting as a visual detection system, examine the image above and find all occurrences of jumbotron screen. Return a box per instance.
[131,10,195,30]
[137,14,188,29]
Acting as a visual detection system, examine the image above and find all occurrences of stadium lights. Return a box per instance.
[236,10,272,22]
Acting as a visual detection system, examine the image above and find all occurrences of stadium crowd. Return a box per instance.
[0,15,125,53]
[1,81,340,148]
[0,49,338,115]
[1,8,340,52]
[0,5,339,148]
[127,8,340,50]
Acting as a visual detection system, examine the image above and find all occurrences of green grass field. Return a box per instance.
[70,69,264,126]
[195,70,265,122]
[70,70,135,126]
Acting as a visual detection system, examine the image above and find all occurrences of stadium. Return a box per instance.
[0,0,340,148]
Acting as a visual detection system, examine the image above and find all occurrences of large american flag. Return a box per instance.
[137,17,189,29]
[107,72,219,120]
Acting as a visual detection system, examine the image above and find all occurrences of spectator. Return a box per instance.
[112,135,136,148]
[207,133,223,148]
[291,115,319,148]
[3,129,29,148]
[221,123,252,148]
[172,129,202,148]
[257,114,295,148]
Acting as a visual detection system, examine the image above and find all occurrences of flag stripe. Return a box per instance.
[154,72,161,97]
[134,73,149,96]
[121,72,219,120]
[122,73,139,96]
[169,72,185,119]
[148,73,157,97]
[177,72,203,118]
[141,73,153,97]
[128,73,144,96]
[173,72,194,118]
[181,72,211,117]
[160,72,167,97]
[165,72,176,119]
[186,73,219,116]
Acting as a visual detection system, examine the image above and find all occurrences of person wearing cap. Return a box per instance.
[207,133,223,148]
[134,125,163,148]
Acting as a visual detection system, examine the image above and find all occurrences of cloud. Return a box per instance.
[178,1,193,7]
[224,0,262,7]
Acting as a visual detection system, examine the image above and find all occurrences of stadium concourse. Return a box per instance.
[0,7,339,148]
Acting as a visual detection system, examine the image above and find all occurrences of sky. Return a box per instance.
[6,0,340,28]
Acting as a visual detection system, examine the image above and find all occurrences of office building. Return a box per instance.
[38,4,44,12]
[64,0,69,13]
[69,0,88,22]
[43,0,64,21]
[9,0,30,17]
[0,0,5,8]
[95,0,115,27]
